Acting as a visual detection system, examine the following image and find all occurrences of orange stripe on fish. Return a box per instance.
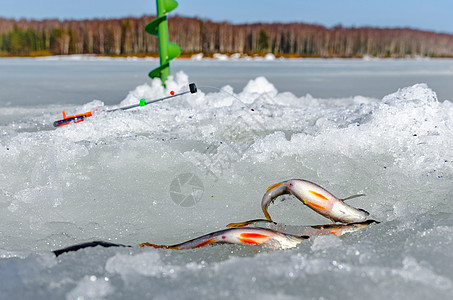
[309,190,329,200]
[305,201,326,210]
[240,233,269,239]
[266,182,284,192]
[239,238,261,245]
[193,238,216,248]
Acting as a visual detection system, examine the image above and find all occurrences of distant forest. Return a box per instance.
[2,15,453,58]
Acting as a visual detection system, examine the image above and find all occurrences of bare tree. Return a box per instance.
[2,16,453,57]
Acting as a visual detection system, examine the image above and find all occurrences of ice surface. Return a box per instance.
[1,71,453,299]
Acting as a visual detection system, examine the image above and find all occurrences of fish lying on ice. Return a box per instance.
[51,179,373,257]
[227,219,379,237]
[261,179,370,224]
[52,227,309,256]
[139,227,309,250]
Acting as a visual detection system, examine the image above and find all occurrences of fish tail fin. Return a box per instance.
[342,193,366,201]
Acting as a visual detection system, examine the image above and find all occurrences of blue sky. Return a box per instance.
[1,0,453,33]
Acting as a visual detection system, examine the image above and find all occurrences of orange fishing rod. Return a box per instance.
[53,83,197,127]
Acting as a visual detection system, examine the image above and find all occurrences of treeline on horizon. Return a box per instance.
[2,15,453,58]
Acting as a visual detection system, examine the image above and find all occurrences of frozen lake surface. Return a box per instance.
[2,56,453,106]
[1,57,453,299]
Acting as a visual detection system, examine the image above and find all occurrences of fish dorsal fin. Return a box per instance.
[227,219,275,228]
[341,194,366,201]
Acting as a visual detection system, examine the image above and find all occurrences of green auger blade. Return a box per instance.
[146,0,180,86]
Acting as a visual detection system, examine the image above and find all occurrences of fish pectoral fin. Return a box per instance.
[226,219,275,228]
[139,242,169,249]
[341,193,366,201]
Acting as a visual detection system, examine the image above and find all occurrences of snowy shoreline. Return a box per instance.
[0,52,439,62]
